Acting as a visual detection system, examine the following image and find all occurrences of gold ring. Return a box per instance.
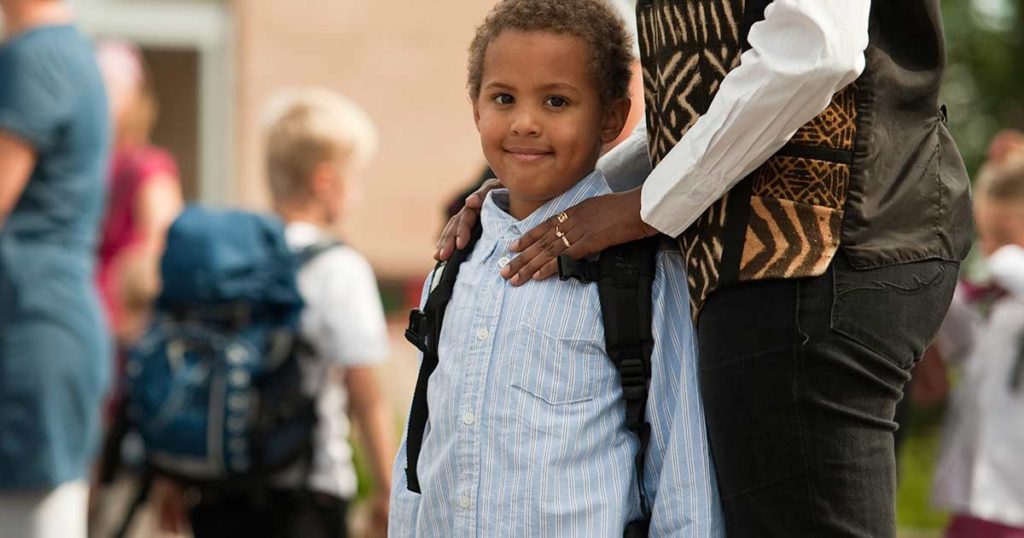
[557,211,569,223]
[555,226,565,239]
[561,235,572,248]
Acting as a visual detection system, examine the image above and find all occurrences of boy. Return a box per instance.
[932,153,1024,538]
[389,1,723,536]
[159,89,396,537]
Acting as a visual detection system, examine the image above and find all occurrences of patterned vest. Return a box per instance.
[638,0,973,318]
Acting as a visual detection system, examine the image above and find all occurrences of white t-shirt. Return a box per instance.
[271,221,390,499]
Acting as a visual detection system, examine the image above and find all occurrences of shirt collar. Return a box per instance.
[284,220,334,249]
[480,169,610,240]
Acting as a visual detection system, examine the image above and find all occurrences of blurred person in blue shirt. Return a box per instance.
[388,1,723,536]
[0,0,110,537]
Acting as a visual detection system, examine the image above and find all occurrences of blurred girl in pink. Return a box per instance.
[95,40,183,348]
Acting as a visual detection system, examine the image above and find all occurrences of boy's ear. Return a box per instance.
[600,97,631,145]
[473,101,482,132]
[310,161,338,199]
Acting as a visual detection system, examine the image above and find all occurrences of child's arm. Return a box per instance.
[646,250,726,537]
[345,365,396,529]
[316,249,394,530]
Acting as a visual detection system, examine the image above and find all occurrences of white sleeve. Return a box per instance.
[316,249,390,366]
[598,119,652,193]
[640,0,872,237]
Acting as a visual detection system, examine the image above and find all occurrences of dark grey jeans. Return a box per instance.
[698,253,959,537]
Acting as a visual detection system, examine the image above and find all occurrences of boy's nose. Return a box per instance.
[510,111,540,137]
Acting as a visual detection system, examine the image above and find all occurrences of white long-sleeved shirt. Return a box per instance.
[599,0,872,237]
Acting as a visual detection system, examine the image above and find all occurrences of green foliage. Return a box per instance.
[896,404,951,531]
[941,0,1024,174]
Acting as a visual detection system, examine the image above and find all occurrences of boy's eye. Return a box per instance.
[492,93,514,105]
[545,96,569,108]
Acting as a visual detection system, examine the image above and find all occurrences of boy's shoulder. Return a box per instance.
[285,222,375,289]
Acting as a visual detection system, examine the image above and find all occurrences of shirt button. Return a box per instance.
[459,495,471,509]
[476,328,489,341]
[463,411,476,425]
[498,256,511,268]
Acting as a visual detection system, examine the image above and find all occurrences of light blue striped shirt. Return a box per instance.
[389,171,724,537]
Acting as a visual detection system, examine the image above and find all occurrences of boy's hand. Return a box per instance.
[367,490,390,536]
[501,187,659,285]
[435,178,503,261]
[150,476,190,535]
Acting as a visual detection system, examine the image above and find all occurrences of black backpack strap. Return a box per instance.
[559,236,661,537]
[296,239,344,267]
[403,224,483,493]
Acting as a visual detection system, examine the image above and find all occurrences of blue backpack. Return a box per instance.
[125,205,330,484]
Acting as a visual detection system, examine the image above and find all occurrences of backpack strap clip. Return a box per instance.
[405,309,430,354]
[558,255,602,283]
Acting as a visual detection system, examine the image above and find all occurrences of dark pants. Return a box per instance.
[698,253,959,538]
[189,487,349,538]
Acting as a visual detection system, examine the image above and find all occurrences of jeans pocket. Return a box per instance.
[830,255,960,370]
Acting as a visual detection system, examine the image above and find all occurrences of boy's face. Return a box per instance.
[976,198,1024,257]
[474,30,628,218]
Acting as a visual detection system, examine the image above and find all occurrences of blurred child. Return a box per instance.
[389,1,722,536]
[96,40,183,347]
[932,153,1024,538]
[155,89,396,538]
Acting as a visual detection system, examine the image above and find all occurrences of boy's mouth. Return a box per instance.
[504,146,554,163]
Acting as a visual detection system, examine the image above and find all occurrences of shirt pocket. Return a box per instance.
[510,324,606,406]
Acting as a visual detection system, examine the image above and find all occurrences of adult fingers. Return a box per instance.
[504,231,561,285]
[455,206,479,249]
[531,258,560,281]
[434,214,460,261]
[509,220,547,253]
[465,178,502,209]
[435,206,481,261]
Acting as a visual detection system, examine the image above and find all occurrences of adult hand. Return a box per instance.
[500,187,659,285]
[434,178,503,261]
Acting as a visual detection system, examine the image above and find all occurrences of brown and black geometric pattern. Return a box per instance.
[638,0,859,318]
[739,197,843,281]
[752,156,850,209]
[639,0,746,315]
[638,0,746,163]
[789,85,858,151]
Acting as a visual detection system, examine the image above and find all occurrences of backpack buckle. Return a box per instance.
[618,355,648,401]
[558,255,600,283]
[405,309,430,353]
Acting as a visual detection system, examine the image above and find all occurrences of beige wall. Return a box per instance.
[231,0,497,280]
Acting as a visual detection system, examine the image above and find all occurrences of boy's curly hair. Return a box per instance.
[467,0,633,105]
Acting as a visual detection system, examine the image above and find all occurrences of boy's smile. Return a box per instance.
[474,30,628,220]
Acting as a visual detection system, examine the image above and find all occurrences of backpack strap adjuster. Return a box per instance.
[618,354,648,402]
[405,310,429,354]
[558,255,601,283]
